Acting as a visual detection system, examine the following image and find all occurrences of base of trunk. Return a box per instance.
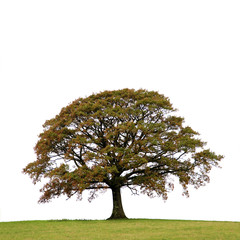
[108,187,128,220]
[107,215,128,220]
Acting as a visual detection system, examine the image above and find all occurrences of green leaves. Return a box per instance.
[23,89,223,204]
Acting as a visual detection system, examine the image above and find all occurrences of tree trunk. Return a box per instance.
[108,187,127,219]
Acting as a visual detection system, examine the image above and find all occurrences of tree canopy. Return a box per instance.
[23,89,223,219]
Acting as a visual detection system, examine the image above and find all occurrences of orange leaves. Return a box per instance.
[23,89,223,205]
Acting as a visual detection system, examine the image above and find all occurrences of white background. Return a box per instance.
[0,0,240,222]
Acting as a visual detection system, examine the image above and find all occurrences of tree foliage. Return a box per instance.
[23,89,223,218]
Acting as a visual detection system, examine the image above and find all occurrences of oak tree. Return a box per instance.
[23,89,223,219]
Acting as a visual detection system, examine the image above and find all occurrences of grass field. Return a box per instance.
[0,219,240,240]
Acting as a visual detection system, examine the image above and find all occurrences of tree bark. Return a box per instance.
[108,187,127,219]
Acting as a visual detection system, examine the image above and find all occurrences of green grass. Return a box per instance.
[0,219,240,240]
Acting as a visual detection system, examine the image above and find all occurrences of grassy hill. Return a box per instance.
[0,219,240,240]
